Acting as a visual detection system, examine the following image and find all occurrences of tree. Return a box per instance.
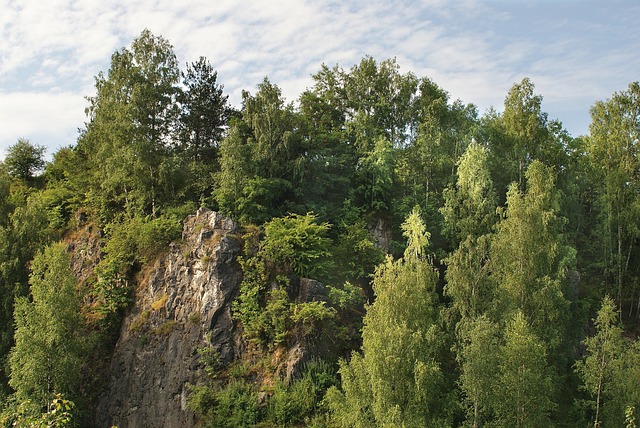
[260,213,332,279]
[441,141,497,246]
[576,295,640,427]
[494,311,555,427]
[393,77,477,245]
[444,234,493,320]
[78,29,180,218]
[176,56,231,202]
[297,65,355,220]
[0,191,57,398]
[8,242,84,408]
[490,161,573,356]
[214,79,302,223]
[576,296,624,427]
[4,139,46,182]
[456,316,500,428]
[355,136,395,214]
[587,82,640,311]
[177,56,230,160]
[344,57,417,152]
[328,208,451,427]
[484,79,567,199]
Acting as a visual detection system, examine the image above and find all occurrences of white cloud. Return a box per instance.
[0,91,86,158]
[1,0,639,154]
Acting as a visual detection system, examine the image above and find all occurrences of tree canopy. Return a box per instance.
[1,29,640,428]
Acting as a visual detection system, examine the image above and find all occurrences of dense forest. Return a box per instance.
[1,29,639,427]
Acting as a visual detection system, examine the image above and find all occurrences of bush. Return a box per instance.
[266,359,338,426]
[211,380,261,428]
[261,213,332,279]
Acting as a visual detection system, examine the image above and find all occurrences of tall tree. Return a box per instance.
[490,161,574,356]
[214,79,302,223]
[328,208,451,427]
[441,141,497,246]
[494,311,555,427]
[7,242,84,408]
[587,81,640,311]
[176,56,231,202]
[576,296,624,428]
[576,295,640,427]
[456,315,500,428]
[177,56,230,161]
[396,77,477,238]
[485,78,567,199]
[78,29,180,218]
[297,64,355,220]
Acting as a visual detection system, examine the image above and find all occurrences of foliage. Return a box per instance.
[188,379,260,428]
[267,359,337,426]
[3,32,640,427]
[441,141,497,245]
[4,139,46,182]
[7,243,84,408]
[0,393,76,428]
[261,213,332,279]
[91,212,181,332]
[576,295,640,427]
[328,208,452,427]
[494,311,555,427]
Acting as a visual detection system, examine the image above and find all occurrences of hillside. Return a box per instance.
[0,30,639,427]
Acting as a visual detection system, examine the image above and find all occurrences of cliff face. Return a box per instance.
[94,208,243,428]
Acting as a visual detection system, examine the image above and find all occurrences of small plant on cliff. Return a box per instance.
[233,213,335,350]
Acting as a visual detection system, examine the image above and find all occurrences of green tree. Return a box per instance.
[576,295,640,427]
[456,316,500,428]
[8,242,84,408]
[355,136,395,214]
[78,29,180,219]
[494,311,555,427]
[4,139,46,183]
[576,296,624,427]
[260,213,332,279]
[297,64,355,220]
[484,79,567,200]
[441,141,497,245]
[400,78,477,215]
[490,161,574,356]
[328,208,451,427]
[445,234,494,320]
[215,79,302,223]
[176,56,231,203]
[344,57,417,152]
[177,56,230,160]
[0,191,58,398]
[587,81,640,311]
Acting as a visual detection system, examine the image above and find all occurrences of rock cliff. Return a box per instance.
[94,208,243,428]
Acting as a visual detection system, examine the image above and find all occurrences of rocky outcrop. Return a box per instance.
[94,209,243,428]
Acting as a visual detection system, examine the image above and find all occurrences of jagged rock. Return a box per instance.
[296,278,325,303]
[94,209,243,428]
[370,216,392,252]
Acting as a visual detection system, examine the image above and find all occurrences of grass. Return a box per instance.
[151,293,169,311]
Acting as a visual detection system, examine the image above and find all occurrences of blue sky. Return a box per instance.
[1,0,638,160]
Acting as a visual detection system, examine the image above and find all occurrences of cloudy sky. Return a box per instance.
[1,0,638,160]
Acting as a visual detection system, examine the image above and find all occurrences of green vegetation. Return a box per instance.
[1,30,640,427]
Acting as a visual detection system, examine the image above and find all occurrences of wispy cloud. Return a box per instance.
[1,0,638,157]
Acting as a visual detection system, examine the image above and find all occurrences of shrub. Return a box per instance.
[261,213,332,279]
[211,380,260,428]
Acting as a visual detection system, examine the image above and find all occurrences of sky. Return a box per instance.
[1,0,638,160]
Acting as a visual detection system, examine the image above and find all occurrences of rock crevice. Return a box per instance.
[95,209,242,428]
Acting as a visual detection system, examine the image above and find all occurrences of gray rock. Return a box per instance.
[94,209,242,428]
